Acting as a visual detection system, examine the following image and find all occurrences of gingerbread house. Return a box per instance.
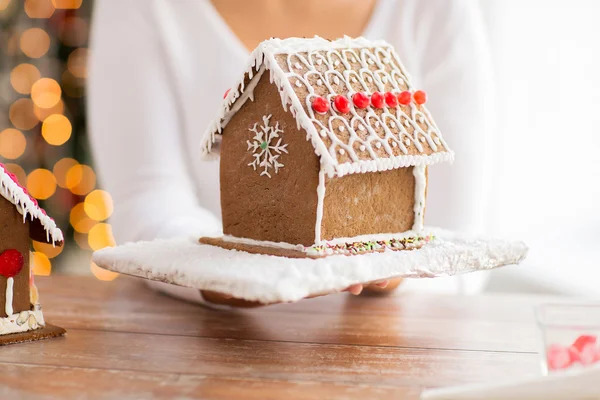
[200,36,454,258]
[0,164,65,344]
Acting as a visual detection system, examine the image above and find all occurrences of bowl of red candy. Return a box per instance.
[536,304,600,374]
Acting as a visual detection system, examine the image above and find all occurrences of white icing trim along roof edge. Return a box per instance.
[200,35,452,177]
[0,167,64,244]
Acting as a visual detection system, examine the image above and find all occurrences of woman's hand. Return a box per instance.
[346,278,403,295]
[200,278,404,307]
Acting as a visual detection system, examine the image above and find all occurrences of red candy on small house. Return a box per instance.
[547,344,573,371]
[223,88,231,99]
[333,95,350,113]
[384,92,398,108]
[398,91,412,105]
[312,96,330,113]
[352,92,370,109]
[0,249,24,279]
[414,90,427,105]
[371,92,384,108]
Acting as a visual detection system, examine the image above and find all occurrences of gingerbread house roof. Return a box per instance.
[201,36,454,177]
[0,164,63,245]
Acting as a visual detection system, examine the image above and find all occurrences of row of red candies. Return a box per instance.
[312,90,427,114]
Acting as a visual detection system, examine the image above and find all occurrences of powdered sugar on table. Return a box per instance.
[92,228,527,304]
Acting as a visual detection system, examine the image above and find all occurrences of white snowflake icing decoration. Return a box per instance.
[247,115,288,178]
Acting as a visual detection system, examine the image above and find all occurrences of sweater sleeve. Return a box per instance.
[88,1,221,244]
[391,0,496,294]
[405,0,496,235]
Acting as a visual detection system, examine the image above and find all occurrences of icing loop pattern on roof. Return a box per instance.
[0,165,63,244]
[201,36,454,177]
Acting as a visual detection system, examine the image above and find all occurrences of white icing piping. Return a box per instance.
[220,235,305,251]
[412,165,427,232]
[334,151,453,177]
[247,114,288,177]
[0,305,44,336]
[4,277,13,316]
[315,169,326,245]
[0,168,64,244]
[199,36,454,178]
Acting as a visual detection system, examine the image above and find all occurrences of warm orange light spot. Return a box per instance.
[58,16,87,47]
[73,232,90,250]
[31,251,51,276]
[31,78,61,108]
[24,0,54,18]
[67,48,88,78]
[20,28,50,59]
[91,261,119,281]
[88,223,116,251]
[4,163,26,184]
[69,202,96,233]
[61,70,85,98]
[84,190,113,221]
[33,98,64,121]
[66,164,96,195]
[33,240,63,259]
[9,98,38,130]
[10,63,41,95]
[52,0,81,9]
[26,168,56,200]
[41,114,71,146]
[53,157,78,188]
[0,0,11,12]
[0,129,26,159]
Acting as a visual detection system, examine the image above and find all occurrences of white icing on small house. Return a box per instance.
[0,166,63,244]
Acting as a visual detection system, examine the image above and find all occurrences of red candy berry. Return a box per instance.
[547,344,572,371]
[333,95,350,113]
[371,92,384,108]
[414,90,427,105]
[398,91,412,105]
[0,249,24,279]
[572,335,597,352]
[384,92,398,108]
[352,92,370,109]
[312,96,330,114]
[223,88,231,99]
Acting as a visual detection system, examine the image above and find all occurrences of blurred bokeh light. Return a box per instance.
[88,223,115,251]
[20,27,51,58]
[27,168,57,199]
[42,114,71,145]
[2,1,120,279]
[31,77,61,108]
[31,251,51,276]
[9,98,38,130]
[24,0,55,18]
[0,129,27,159]
[10,63,41,94]
[90,261,119,281]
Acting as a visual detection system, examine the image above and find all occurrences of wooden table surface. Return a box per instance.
[0,276,550,399]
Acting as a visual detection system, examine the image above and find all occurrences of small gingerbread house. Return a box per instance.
[0,164,65,344]
[200,37,454,258]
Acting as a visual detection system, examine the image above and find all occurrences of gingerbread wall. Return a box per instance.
[321,167,419,240]
[220,73,320,246]
[0,196,31,318]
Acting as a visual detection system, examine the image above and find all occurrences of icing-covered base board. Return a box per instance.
[92,228,527,304]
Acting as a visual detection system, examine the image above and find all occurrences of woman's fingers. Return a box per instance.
[347,284,364,295]
[375,280,389,288]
